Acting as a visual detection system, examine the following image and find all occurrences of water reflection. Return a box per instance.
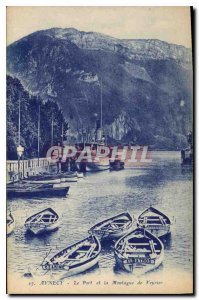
[160,233,172,250]
[7,152,193,278]
[24,228,59,245]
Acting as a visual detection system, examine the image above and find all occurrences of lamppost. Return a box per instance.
[38,104,40,167]
[17,145,24,181]
[17,97,24,181]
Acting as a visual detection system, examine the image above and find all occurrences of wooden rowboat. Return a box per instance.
[24,177,61,184]
[42,235,101,278]
[25,208,59,235]
[60,177,78,183]
[7,183,69,198]
[24,177,77,184]
[7,211,15,235]
[89,212,133,240]
[114,228,164,274]
[86,163,110,172]
[137,206,171,238]
[24,172,77,184]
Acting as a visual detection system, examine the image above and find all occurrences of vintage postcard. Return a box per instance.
[6,6,193,294]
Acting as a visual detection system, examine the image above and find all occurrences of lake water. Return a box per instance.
[7,151,193,280]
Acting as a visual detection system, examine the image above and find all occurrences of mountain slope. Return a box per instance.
[7,75,68,159]
[7,28,193,149]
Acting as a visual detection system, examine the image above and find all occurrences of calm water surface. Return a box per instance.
[7,151,193,279]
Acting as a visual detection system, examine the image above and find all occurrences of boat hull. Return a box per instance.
[26,220,59,235]
[91,224,133,240]
[77,173,84,178]
[42,235,101,279]
[60,177,78,183]
[7,222,15,235]
[115,250,164,274]
[137,206,171,238]
[89,212,133,241]
[114,228,164,275]
[138,225,171,238]
[110,161,125,171]
[49,254,100,279]
[86,163,110,172]
[25,172,77,182]
[53,182,71,188]
[24,179,61,184]
[7,186,69,198]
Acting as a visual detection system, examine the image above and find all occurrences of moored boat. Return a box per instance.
[42,235,101,278]
[53,182,72,188]
[7,183,69,198]
[89,212,133,240]
[7,211,15,235]
[60,177,78,183]
[24,177,61,184]
[110,160,125,171]
[114,227,164,274]
[86,162,110,172]
[77,172,84,178]
[181,131,193,165]
[25,208,59,235]
[137,206,171,238]
[24,171,77,184]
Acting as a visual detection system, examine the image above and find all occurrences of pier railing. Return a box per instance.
[7,158,54,183]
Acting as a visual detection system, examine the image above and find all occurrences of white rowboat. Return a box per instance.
[89,212,133,240]
[25,208,59,235]
[7,212,15,235]
[138,206,171,238]
[114,227,164,274]
[42,235,101,278]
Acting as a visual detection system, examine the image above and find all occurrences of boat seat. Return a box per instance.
[59,261,74,267]
[76,250,89,253]
[85,244,96,257]
[125,249,161,253]
[109,224,118,229]
[143,222,164,225]
[62,258,81,262]
[125,250,152,253]
[125,249,161,254]
[112,221,130,225]
[127,243,157,246]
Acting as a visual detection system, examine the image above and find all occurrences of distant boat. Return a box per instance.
[7,183,69,198]
[137,206,171,238]
[114,227,164,274]
[42,235,101,278]
[76,155,110,172]
[110,160,125,171]
[80,79,110,173]
[89,212,133,240]
[181,148,193,165]
[86,162,110,172]
[25,208,59,235]
[181,131,193,165]
[7,212,15,235]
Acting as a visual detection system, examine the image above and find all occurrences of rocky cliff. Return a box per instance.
[7,28,193,149]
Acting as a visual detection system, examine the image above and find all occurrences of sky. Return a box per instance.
[7,6,192,47]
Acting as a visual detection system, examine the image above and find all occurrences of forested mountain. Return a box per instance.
[7,75,68,159]
[7,28,193,150]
